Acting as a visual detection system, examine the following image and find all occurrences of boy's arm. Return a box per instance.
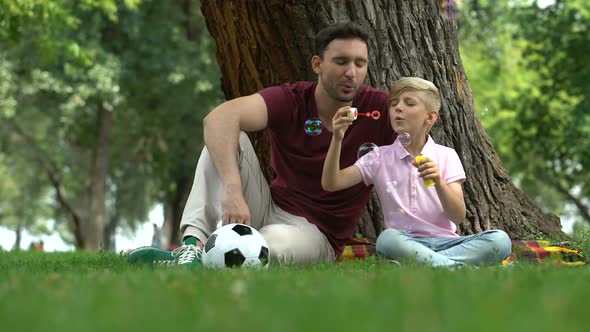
[321,107,363,192]
[435,181,466,225]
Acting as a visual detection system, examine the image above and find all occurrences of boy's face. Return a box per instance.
[312,38,368,103]
[389,90,437,136]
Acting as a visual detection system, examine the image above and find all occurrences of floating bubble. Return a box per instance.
[304,118,322,136]
[357,142,380,166]
[399,132,411,146]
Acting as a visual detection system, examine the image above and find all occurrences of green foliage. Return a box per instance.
[0,1,223,243]
[0,155,53,235]
[460,0,590,225]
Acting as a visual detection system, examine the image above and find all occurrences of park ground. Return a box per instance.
[1,245,590,332]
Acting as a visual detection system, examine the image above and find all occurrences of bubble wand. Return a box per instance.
[345,108,381,120]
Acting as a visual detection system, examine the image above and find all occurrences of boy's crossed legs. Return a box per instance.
[376,228,512,267]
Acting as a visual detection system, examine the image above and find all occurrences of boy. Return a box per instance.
[322,77,511,267]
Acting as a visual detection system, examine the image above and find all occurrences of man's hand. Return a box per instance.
[332,107,354,141]
[221,184,251,225]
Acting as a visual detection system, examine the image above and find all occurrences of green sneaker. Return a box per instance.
[173,244,204,268]
[127,244,203,268]
[127,246,175,266]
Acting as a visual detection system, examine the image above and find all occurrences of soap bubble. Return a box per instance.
[399,132,411,146]
[357,142,380,166]
[304,118,322,136]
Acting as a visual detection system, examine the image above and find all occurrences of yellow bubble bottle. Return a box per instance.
[415,154,435,187]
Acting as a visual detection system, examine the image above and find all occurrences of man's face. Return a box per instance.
[313,38,369,103]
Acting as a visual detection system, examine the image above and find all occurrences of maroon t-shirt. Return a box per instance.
[258,81,396,256]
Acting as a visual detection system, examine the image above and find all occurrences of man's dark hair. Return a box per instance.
[315,22,369,58]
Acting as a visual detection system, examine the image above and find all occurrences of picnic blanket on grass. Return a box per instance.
[337,238,587,266]
[337,237,377,262]
[502,240,586,266]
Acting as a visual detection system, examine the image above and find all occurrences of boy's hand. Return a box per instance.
[332,107,355,141]
[414,156,441,186]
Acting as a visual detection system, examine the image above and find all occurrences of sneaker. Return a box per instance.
[172,244,203,268]
[127,245,203,268]
[128,246,175,266]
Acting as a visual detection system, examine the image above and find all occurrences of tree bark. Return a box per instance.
[82,106,112,251]
[162,174,193,248]
[13,223,22,251]
[200,0,564,241]
[103,213,118,252]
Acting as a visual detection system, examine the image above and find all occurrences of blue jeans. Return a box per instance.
[376,229,512,267]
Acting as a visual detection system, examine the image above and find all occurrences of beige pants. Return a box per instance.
[180,132,335,265]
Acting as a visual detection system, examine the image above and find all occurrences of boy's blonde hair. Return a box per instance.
[388,77,441,112]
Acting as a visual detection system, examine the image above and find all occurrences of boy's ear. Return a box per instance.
[426,110,438,125]
[311,55,322,74]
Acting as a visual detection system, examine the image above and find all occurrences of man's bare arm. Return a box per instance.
[203,93,268,225]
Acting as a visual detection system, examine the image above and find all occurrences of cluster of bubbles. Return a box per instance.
[356,132,412,167]
[302,110,393,167]
[303,109,382,137]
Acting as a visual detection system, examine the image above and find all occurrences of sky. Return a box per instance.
[537,0,555,8]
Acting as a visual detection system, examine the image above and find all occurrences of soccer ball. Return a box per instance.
[202,223,270,269]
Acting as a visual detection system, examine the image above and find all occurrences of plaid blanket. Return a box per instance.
[337,238,587,266]
[337,237,377,262]
[502,240,586,266]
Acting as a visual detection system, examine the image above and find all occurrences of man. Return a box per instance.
[129,22,396,267]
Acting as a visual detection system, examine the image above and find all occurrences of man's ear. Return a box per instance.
[311,55,322,74]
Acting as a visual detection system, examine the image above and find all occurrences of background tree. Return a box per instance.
[460,0,590,229]
[200,0,563,241]
[0,0,222,250]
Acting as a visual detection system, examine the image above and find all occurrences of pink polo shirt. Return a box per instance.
[355,135,466,238]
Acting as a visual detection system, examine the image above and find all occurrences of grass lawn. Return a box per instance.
[1,250,589,332]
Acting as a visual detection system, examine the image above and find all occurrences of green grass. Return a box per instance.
[1,251,589,332]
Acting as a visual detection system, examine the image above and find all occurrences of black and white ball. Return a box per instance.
[202,223,270,269]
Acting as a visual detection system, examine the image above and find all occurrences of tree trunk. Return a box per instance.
[200,0,564,241]
[163,174,193,248]
[82,106,112,251]
[103,214,118,252]
[13,223,22,251]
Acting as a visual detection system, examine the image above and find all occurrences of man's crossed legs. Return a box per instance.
[128,132,335,267]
